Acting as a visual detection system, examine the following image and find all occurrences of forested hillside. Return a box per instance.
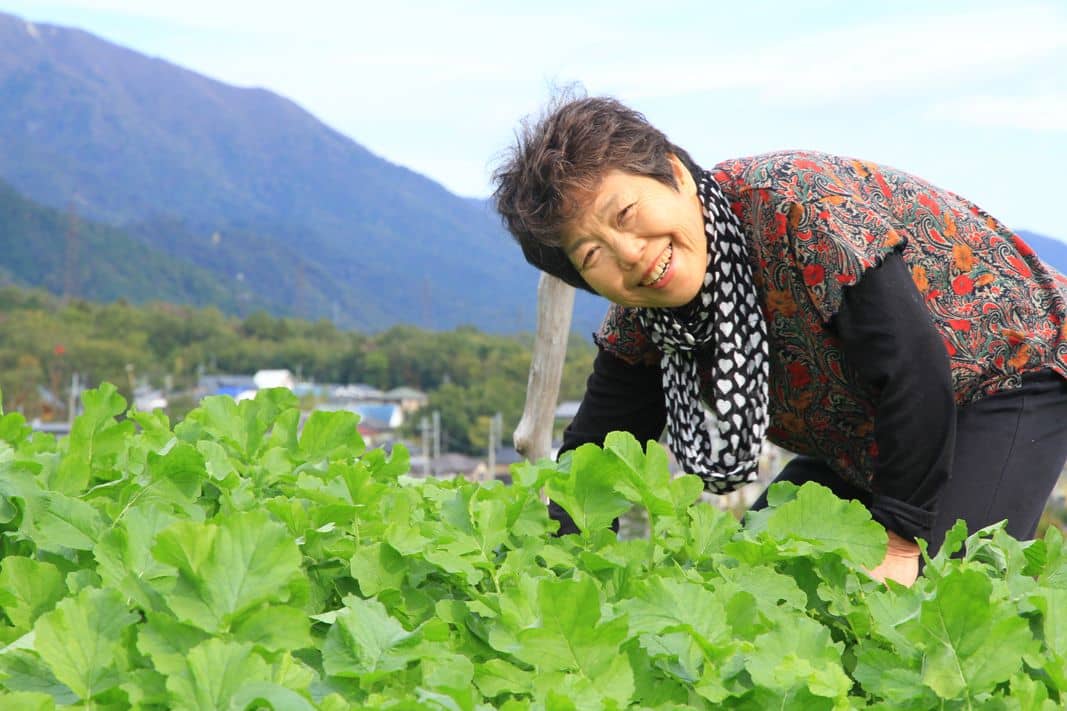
[0,180,262,311]
[0,285,596,454]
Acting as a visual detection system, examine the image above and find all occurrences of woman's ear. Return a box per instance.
[667,153,696,196]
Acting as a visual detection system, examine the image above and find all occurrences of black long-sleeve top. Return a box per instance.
[556,253,955,542]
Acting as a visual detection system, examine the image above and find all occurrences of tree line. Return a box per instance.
[0,285,598,454]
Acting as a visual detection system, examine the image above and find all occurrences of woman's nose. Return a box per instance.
[612,235,644,270]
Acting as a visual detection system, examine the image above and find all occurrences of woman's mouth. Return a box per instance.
[641,244,673,287]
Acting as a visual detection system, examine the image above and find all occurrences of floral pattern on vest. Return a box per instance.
[596,151,1067,489]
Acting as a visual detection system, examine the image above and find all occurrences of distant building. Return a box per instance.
[253,369,295,390]
[30,419,71,436]
[133,385,167,412]
[197,374,257,400]
[351,403,403,431]
[292,382,329,398]
[381,387,428,414]
[330,383,385,401]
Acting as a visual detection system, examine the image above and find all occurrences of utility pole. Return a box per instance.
[67,373,80,426]
[431,410,441,464]
[487,412,502,481]
[419,417,431,477]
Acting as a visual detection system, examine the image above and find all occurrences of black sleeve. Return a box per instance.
[831,252,956,542]
[558,350,667,457]
[549,349,667,534]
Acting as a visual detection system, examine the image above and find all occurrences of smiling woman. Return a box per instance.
[560,160,707,308]
[492,94,1067,588]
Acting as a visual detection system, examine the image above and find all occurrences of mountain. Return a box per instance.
[0,178,265,310]
[0,11,606,334]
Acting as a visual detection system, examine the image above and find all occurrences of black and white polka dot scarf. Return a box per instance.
[638,170,769,493]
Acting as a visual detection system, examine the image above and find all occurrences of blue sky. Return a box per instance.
[4,0,1066,238]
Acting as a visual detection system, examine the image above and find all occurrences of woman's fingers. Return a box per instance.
[866,550,920,587]
[865,529,921,586]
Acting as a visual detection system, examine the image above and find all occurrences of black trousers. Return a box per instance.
[752,371,1067,553]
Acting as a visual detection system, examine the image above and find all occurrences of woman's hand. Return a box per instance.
[866,529,920,587]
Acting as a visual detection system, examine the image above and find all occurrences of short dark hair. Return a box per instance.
[492,94,699,292]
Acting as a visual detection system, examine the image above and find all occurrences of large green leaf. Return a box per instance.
[0,558,67,631]
[151,511,304,632]
[350,542,408,596]
[1036,526,1067,589]
[93,504,180,611]
[746,614,852,701]
[1031,587,1067,688]
[135,613,211,674]
[600,432,674,515]
[32,587,138,701]
[298,410,364,461]
[472,658,535,698]
[546,445,632,535]
[197,439,239,483]
[763,481,888,568]
[140,441,207,509]
[618,577,732,654]
[0,411,31,448]
[321,595,421,679]
[164,639,273,710]
[51,383,133,495]
[918,569,1035,698]
[231,605,312,653]
[853,642,938,707]
[515,577,634,705]
[0,649,77,703]
[179,390,297,461]
[0,457,40,530]
[21,490,107,553]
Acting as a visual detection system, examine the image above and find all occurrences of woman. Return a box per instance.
[492,96,1067,586]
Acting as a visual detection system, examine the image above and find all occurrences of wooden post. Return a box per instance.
[514,273,575,462]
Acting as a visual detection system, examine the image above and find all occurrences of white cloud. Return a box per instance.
[579,5,1067,104]
[927,94,1067,132]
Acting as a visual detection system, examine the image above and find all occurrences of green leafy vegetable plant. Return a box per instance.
[0,386,1064,709]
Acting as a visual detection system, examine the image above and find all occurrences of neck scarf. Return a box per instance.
[637,169,769,493]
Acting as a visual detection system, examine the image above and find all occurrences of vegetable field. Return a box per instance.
[0,385,1065,709]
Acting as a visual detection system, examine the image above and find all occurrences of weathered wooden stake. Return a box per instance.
[514,273,575,462]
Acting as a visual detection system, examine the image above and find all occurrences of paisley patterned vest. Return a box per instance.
[595,151,1067,488]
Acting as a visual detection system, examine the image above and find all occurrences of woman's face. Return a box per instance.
[560,154,708,308]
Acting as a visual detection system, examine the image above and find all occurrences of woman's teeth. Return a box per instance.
[642,244,673,286]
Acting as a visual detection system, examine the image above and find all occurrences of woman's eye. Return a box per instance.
[618,202,635,225]
[581,247,600,270]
